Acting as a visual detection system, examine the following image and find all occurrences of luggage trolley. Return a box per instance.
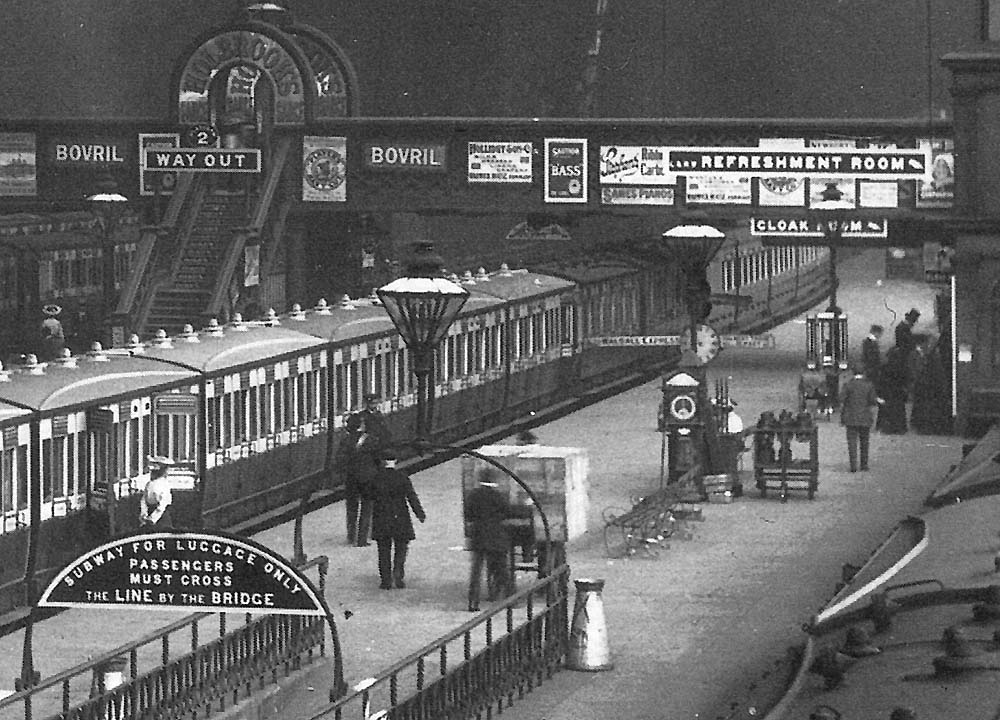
[798,311,848,419]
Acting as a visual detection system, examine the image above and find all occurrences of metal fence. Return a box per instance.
[0,556,330,720]
[310,563,570,720]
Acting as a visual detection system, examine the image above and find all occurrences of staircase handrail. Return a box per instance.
[204,136,294,321]
[113,171,200,332]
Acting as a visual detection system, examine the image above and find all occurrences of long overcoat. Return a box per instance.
[370,467,425,541]
[465,485,528,552]
[840,374,879,428]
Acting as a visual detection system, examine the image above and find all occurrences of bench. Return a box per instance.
[602,468,704,558]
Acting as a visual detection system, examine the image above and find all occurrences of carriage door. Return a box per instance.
[152,393,202,530]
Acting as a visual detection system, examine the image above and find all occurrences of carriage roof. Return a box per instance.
[0,354,198,413]
[138,323,327,374]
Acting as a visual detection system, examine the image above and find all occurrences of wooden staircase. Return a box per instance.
[142,193,248,336]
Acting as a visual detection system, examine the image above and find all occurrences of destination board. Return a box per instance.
[143,148,261,173]
[37,531,325,615]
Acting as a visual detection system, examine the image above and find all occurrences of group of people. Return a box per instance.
[841,306,953,472]
[336,394,531,608]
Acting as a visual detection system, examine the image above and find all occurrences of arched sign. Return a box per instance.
[38,531,325,615]
[177,30,308,125]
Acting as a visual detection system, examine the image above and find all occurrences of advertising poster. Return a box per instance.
[859,181,899,208]
[758,177,806,206]
[599,145,674,185]
[544,138,587,203]
[0,132,36,196]
[244,245,260,287]
[467,142,532,183]
[685,175,751,204]
[809,178,856,207]
[302,136,347,202]
[599,145,675,205]
[916,138,954,208]
[757,138,806,206]
[600,187,674,206]
[139,133,180,197]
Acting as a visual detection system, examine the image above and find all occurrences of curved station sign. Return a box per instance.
[37,531,325,615]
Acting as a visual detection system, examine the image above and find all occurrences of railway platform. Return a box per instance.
[0,249,970,720]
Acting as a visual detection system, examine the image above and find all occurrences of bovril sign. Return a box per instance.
[364,142,447,171]
[48,138,129,165]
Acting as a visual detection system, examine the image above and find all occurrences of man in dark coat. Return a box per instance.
[369,448,425,590]
[840,365,881,473]
[861,324,884,384]
[464,470,531,611]
[336,393,392,546]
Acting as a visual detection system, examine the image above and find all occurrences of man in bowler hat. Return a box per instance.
[336,392,392,546]
[840,365,882,472]
[369,448,425,589]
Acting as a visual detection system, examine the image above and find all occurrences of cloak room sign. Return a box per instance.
[37,531,325,615]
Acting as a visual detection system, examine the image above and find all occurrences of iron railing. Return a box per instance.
[0,556,329,720]
[310,563,570,720]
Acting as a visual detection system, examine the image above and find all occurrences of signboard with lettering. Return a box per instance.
[686,175,751,204]
[600,186,674,206]
[599,145,675,185]
[364,142,446,171]
[467,142,532,183]
[143,148,261,173]
[668,147,929,178]
[37,531,326,615]
[48,139,128,165]
[750,216,888,239]
[544,138,587,203]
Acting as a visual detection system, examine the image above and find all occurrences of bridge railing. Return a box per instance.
[0,555,329,720]
[310,563,570,720]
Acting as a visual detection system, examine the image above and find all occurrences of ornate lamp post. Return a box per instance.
[809,181,854,313]
[377,242,469,439]
[87,174,129,344]
[661,216,726,353]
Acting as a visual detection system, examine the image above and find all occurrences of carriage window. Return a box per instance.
[348,361,360,412]
[396,348,409,395]
[374,354,385,398]
[70,433,82,497]
[448,334,459,379]
[361,356,374,398]
[319,368,329,419]
[435,344,446,383]
[249,386,259,439]
[296,374,307,425]
[41,438,53,501]
[335,362,347,415]
[129,416,141,477]
[283,377,295,430]
[16,446,27,511]
[207,396,221,451]
[2,448,13,516]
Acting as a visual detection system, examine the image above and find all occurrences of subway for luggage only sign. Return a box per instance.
[143,148,261,173]
[37,532,325,615]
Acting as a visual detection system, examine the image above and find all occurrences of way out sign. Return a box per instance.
[38,531,325,615]
[143,148,261,173]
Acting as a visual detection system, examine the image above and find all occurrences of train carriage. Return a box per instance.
[0,245,835,624]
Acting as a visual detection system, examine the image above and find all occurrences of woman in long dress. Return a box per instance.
[876,346,909,434]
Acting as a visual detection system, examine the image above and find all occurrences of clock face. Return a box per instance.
[682,323,721,363]
[669,393,697,421]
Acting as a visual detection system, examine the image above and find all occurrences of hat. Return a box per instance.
[42,304,62,316]
[363,393,379,402]
[905,308,921,320]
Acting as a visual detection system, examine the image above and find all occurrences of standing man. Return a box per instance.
[840,365,881,473]
[336,392,392,546]
[464,470,530,612]
[861,324,884,383]
[369,448,425,590]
